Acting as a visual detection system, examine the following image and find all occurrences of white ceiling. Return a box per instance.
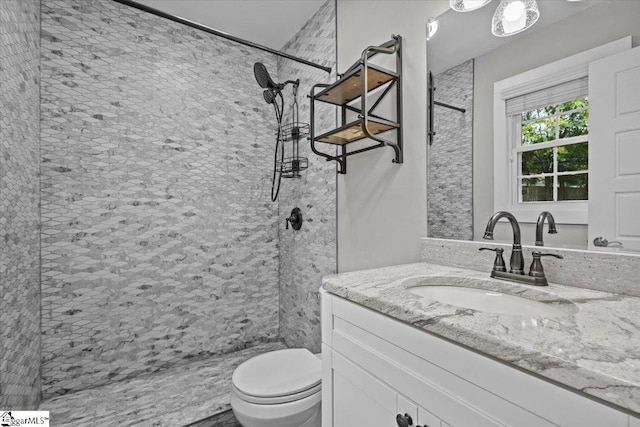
[135,0,327,51]
[428,0,601,74]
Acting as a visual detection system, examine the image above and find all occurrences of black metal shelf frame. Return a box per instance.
[309,35,403,174]
[112,0,331,74]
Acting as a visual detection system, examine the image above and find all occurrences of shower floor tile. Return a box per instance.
[39,341,286,427]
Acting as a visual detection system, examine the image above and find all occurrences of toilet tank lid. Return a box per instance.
[232,348,321,398]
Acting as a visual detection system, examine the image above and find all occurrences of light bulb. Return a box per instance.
[492,0,539,37]
[503,0,525,21]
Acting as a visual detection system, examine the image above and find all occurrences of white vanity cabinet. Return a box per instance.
[329,348,459,427]
[321,290,634,427]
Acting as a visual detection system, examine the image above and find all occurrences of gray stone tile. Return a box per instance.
[422,237,640,297]
[277,0,337,354]
[3,0,337,418]
[427,60,474,241]
[39,342,284,427]
[0,0,42,410]
[40,0,282,398]
[184,410,241,427]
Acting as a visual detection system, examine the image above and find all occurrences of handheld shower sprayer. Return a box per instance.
[253,62,307,202]
[262,89,276,105]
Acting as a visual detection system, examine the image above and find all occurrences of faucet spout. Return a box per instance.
[535,211,557,246]
[483,211,524,274]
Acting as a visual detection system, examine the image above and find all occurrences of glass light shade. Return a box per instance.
[492,0,540,37]
[427,18,439,41]
[450,0,493,12]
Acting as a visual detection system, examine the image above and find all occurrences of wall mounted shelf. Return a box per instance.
[309,35,403,174]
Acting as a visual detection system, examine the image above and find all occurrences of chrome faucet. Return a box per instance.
[535,211,557,246]
[482,211,524,274]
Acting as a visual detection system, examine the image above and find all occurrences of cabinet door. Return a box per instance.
[417,406,442,427]
[331,350,398,426]
[397,394,418,426]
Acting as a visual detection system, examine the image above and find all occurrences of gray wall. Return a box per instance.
[473,1,640,246]
[40,0,281,398]
[0,0,42,409]
[337,0,449,272]
[277,0,337,353]
[428,59,474,241]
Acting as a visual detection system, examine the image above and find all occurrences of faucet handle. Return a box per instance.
[529,252,563,278]
[479,247,507,272]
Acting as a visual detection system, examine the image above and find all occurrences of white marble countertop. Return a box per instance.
[322,262,640,416]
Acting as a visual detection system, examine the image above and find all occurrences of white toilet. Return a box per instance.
[230,348,322,427]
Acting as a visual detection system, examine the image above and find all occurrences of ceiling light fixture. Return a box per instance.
[491,0,540,37]
[450,0,493,12]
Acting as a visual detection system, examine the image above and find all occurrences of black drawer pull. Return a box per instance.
[396,413,413,427]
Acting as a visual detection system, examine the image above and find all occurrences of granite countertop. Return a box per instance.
[322,262,640,416]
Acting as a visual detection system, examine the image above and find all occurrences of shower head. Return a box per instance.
[254,62,283,91]
[263,89,276,105]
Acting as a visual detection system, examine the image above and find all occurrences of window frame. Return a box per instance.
[492,37,631,224]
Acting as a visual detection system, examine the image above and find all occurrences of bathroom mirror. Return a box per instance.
[426,0,640,253]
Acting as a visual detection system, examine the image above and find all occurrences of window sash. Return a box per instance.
[511,106,589,204]
[516,135,588,153]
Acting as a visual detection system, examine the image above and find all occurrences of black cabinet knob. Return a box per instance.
[396,413,413,427]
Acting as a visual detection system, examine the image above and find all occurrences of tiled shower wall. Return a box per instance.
[0,0,42,409]
[40,0,281,398]
[427,59,474,241]
[277,0,337,353]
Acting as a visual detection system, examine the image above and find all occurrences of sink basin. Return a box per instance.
[403,276,573,318]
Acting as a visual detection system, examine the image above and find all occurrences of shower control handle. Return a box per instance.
[285,208,303,231]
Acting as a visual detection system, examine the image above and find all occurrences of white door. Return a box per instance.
[589,46,640,251]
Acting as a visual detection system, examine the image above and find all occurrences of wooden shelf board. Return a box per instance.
[316,66,396,106]
[314,119,396,145]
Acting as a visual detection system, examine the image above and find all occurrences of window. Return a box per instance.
[514,96,589,204]
[492,38,630,224]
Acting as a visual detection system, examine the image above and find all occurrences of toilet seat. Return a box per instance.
[232,382,321,405]
[232,348,321,404]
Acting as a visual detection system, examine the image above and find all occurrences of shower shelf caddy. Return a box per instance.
[309,35,403,174]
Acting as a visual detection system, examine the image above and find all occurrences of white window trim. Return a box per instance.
[493,36,631,225]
